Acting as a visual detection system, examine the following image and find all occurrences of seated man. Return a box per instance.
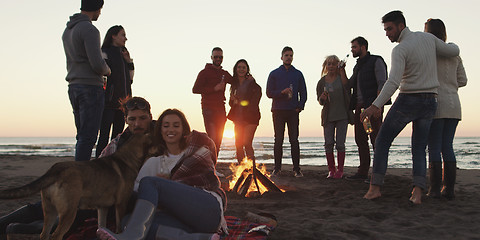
[0,97,154,238]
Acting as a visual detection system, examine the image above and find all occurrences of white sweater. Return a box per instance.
[373,27,460,107]
[434,56,467,119]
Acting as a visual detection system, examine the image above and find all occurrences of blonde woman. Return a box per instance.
[316,55,353,179]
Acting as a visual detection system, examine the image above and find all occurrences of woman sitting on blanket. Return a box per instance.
[97,108,227,240]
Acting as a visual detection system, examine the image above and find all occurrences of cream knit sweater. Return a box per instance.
[373,27,460,107]
[434,56,467,119]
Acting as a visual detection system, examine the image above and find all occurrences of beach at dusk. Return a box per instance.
[1,155,479,239]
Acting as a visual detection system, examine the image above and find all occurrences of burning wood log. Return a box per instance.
[238,173,253,197]
[229,158,284,197]
[232,169,248,193]
[253,167,282,193]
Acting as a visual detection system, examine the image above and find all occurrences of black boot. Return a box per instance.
[0,202,43,235]
[427,161,442,198]
[6,220,45,234]
[442,161,456,200]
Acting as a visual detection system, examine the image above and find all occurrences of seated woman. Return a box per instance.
[97,108,226,240]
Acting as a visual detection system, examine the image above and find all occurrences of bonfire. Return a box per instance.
[228,158,284,198]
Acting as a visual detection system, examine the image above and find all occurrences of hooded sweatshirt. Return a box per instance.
[62,13,110,86]
[192,63,232,110]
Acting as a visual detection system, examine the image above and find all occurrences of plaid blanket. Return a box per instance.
[65,215,275,240]
[221,216,275,240]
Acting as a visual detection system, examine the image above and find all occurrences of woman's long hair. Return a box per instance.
[154,109,191,152]
[102,25,124,49]
[425,18,447,42]
[230,59,251,94]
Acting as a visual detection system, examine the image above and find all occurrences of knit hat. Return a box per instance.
[81,0,104,11]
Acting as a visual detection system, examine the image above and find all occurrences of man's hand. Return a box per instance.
[281,87,292,96]
[361,105,381,122]
[214,81,226,92]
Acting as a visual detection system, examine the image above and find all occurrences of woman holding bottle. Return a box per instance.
[316,55,353,179]
[227,59,262,164]
[425,19,467,200]
[96,25,135,157]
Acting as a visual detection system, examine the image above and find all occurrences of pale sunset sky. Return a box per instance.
[0,0,478,137]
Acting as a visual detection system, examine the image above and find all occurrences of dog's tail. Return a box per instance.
[0,163,64,199]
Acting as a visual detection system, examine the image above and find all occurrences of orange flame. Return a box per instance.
[228,158,284,195]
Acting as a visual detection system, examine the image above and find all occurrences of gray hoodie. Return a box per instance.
[62,13,110,86]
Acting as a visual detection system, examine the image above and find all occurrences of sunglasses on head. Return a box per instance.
[125,100,148,110]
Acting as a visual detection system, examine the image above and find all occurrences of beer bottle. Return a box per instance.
[361,108,373,134]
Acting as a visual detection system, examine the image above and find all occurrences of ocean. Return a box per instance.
[1,137,479,170]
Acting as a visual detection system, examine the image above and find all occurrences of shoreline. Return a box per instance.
[1,155,480,239]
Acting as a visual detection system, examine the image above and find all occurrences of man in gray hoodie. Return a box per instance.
[62,0,111,161]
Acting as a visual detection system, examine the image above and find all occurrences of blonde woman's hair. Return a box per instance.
[321,55,340,77]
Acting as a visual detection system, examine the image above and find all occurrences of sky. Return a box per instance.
[0,0,478,137]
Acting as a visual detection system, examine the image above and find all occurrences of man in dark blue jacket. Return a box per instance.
[266,46,307,177]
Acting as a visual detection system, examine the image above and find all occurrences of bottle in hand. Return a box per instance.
[288,84,293,99]
[361,108,373,134]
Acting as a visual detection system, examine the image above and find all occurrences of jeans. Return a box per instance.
[428,118,459,163]
[202,108,226,159]
[323,119,348,153]
[137,177,221,239]
[354,105,383,176]
[371,93,437,190]
[96,108,125,157]
[234,123,258,163]
[272,110,300,171]
[68,85,104,161]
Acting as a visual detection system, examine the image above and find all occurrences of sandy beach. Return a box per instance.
[1,154,479,239]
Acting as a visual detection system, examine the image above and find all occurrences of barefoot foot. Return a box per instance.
[364,184,381,200]
[409,186,422,204]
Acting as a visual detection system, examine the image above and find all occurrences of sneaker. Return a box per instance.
[294,170,304,178]
[346,173,368,181]
[271,169,281,177]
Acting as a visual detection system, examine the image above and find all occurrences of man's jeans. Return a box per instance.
[428,118,459,163]
[68,84,104,161]
[371,93,437,190]
[272,110,300,172]
[202,108,226,159]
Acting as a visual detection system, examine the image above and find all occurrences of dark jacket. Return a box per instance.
[349,53,390,109]
[266,65,307,111]
[227,78,262,125]
[103,46,134,109]
[192,64,233,110]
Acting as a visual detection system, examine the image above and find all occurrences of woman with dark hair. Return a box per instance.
[96,25,135,157]
[97,109,225,240]
[425,19,467,200]
[227,59,262,164]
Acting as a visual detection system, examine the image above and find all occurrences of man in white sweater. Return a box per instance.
[361,10,459,204]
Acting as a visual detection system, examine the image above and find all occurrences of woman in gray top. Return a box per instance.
[316,55,353,179]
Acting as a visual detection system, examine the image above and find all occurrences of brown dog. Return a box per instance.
[0,133,156,240]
